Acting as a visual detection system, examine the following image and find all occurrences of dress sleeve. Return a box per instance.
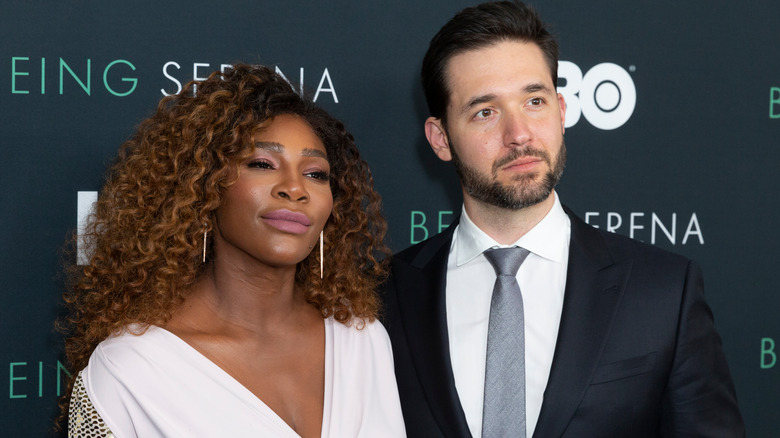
[68,371,116,438]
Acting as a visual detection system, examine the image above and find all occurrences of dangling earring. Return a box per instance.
[319,230,324,279]
[202,227,208,263]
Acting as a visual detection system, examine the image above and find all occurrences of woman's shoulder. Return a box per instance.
[329,316,389,338]
[83,324,186,391]
[79,325,177,436]
[327,316,394,361]
[89,324,167,365]
[324,317,406,436]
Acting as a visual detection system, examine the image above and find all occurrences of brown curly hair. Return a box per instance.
[59,63,389,406]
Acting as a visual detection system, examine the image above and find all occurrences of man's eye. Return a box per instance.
[476,108,493,118]
[529,97,543,106]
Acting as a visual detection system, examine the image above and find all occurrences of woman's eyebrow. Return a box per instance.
[254,141,327,159]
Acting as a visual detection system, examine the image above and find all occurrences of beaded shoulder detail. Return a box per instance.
[68,371,115,438]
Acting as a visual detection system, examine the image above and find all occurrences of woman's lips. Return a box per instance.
[262,209,311,234]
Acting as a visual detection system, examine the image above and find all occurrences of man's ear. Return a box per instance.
[557,92,567,134]
[425,117,452,162]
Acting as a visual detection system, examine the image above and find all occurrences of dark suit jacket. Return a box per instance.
[381,207,744,437]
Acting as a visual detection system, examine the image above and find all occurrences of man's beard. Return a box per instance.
[450,140,566,210]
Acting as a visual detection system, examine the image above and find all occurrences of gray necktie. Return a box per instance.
[482,247,530,438]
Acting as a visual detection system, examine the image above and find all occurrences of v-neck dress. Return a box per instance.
[69,318,406,437]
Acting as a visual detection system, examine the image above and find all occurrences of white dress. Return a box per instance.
[69,318,406,437]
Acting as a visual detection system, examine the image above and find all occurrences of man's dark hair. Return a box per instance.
[421,1,558,123]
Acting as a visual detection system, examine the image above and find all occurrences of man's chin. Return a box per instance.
[506,191,553,210]
[505,169,544,183]
[466,184,553,211]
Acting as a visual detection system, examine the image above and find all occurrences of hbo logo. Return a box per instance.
[557,61,636,130]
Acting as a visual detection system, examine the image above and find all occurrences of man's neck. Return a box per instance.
[463,192,556,245]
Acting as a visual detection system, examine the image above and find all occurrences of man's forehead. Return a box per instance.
[444,41,554,102]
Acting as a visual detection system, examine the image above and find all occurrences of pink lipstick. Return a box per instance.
[262,209,311,234]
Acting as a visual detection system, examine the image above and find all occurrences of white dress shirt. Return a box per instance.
[446,192,571,438]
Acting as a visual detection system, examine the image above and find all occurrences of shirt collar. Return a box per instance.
[453,191,571,266]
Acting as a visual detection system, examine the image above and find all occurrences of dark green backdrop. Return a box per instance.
[2,1,778,435]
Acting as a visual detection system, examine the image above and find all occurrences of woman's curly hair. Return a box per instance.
[59,63,389,386]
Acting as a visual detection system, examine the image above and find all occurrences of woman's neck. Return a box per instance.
[171,259,316,338]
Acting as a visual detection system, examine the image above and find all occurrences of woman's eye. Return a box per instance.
[248,160,274,169]
[306,170,330,181]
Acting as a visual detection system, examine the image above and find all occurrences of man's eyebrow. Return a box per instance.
[524,82,553,94]
[254,141,327,159]
[459,83,554,115]
[460,93,497,115]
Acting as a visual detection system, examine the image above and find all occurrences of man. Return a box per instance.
[380,1,744,437]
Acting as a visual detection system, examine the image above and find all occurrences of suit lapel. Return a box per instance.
[534,211,633,437]
[394,224,472,438]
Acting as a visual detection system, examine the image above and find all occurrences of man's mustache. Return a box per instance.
[492,146,551,174]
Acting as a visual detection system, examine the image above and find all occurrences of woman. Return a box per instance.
[61,64,405,437]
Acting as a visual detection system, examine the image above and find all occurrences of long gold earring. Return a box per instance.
[319,230,324,279]
[202,227,207,263]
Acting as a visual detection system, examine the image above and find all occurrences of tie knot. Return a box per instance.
[484,247,530,277]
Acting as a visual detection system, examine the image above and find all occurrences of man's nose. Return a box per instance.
[502,110,532,147]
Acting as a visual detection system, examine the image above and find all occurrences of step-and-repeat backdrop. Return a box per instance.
[2,1,778,435]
